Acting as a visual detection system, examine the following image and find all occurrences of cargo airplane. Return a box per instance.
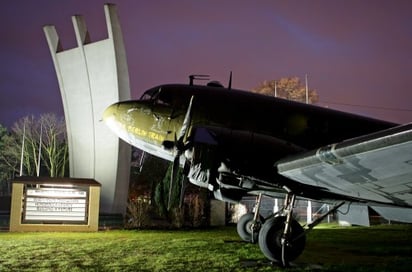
[103,75,412,266]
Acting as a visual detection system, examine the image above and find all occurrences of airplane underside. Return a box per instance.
[185,157,343,266]
[185,134,412,266]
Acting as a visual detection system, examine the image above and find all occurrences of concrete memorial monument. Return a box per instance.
[43,4,131,214]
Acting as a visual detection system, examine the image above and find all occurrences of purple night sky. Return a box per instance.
[1,0,412,128]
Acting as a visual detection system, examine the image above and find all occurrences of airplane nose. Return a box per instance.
[102,103,118,122]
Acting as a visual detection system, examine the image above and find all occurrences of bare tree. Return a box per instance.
[39,114,68,177]
[1,114,68,177]
[7,116,38,176]
[252,76,319,104]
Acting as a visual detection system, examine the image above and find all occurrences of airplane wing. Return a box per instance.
[276,123,412,207]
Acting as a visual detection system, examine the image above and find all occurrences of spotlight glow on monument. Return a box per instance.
[43,4,131,214]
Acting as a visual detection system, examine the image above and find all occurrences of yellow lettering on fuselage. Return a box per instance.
[126,125,165,143]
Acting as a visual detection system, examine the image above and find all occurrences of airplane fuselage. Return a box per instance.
[103,83,396,196]
[103,82,412,264]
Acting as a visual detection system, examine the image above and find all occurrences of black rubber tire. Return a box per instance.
[258,216,306,263]
[236,212,263,244]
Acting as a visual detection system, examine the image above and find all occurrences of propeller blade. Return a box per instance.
[178,95,194,142]
[167,155,180,210]
[167,96,194,211]
[179,176,188,208]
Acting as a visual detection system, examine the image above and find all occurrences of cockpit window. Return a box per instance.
[155,89,172,106]
[140,85,192,109]
[140,93,152,100]
[140,87,172,106]
[140,87,160,101]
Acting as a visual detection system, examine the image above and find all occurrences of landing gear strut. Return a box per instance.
[236,193,264,244]
[258,189,305,267]
[257,187,345,267]
[236,187,345,266]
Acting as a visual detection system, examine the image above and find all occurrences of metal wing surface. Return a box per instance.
[276,123,412,207]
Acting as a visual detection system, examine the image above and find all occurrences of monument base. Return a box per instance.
[9,176,100,232]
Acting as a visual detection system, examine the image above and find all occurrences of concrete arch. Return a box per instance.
[43,4,131,214]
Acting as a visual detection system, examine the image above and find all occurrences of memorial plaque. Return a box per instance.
[10,177,100,232]
[23,185,88,224]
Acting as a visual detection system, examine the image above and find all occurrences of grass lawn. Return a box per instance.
[0,224,411,271]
